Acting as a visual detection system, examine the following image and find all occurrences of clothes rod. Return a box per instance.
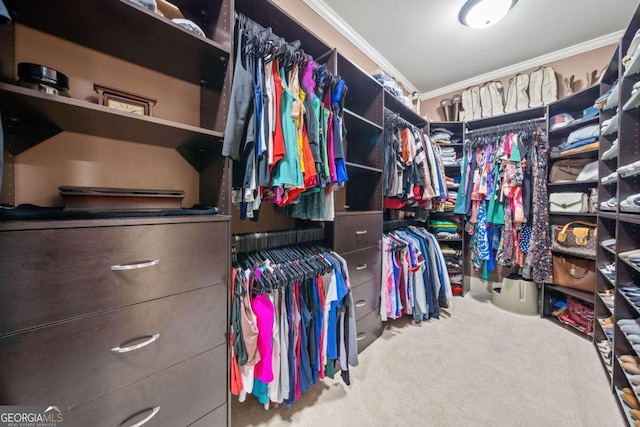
[465,116,546,136]
[383,107,413,129]
[232,227,325,254]
[383,218,416,232]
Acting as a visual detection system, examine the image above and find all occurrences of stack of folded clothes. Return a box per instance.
[430,127,455,144]
[440,146,459,166]
[428,219,461,240]
[623,81,640,111]
[445,175,460,189]
[441,245,464,296]
[551,124,599,157]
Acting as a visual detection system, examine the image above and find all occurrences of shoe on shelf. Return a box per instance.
[632,408,640,420]
[619,160,640,178]
[602,139,619,160]
[621,194,640,213]
[621,249,640,258]
[601,172,618,184]
[622,355,640,364]
[621,324,640,335]
[600,196,618,211]
[631,376,640,387]
[622,390,640,410]
[629,335,640,345]
[620,319,640,326]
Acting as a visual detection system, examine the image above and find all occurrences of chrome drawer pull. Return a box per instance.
[356,263,367,270]
[123,406,160,427]
[356,332,366,341]
[356,300,366,307]
[111,334,160,354]
[355,230,368,235]
[111,259,160,271]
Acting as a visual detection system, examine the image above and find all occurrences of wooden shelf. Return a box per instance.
[597,293,614,314]
[620,257,640,276]
[619,213,640,225]
[465,106,545,131]
[548,85,600,117]
[547,179,599,188]
[549,148,600,161]
[6,0,230,88]
[600,242,616,256]
[0,83,222,170]
[549,212,598,217]
[600,211,618,220]
[344,109,383,131]
[545,283,594,303]
[383,91,426,127]
[548,116,600,137]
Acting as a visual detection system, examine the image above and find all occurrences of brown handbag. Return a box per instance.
[549,159,592,183]
[552,254,595,292]
[551,221,597,258]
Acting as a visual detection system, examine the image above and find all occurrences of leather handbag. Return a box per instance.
[551,221,597,258]
[549,159,592,183]
[552,254,596,292]
[549,192,589,213]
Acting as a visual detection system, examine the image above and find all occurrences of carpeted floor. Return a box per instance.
[231,280,621,427]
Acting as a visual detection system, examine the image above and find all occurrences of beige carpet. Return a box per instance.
[232,280,620,426]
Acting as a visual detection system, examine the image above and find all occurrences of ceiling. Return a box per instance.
[304,0,638,98]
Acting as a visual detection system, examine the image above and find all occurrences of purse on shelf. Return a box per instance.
[549,192,589,213]
[557,296,594,335]
[551,221,597,258]
[549,159,592,183]
[552,254,596,292]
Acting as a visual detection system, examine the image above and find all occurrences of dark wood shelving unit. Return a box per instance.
[545,283,594,303]
[4,0,231,88]
[0,83,223,162]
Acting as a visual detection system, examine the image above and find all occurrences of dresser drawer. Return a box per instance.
[328,213,382,253]
[189,404,227,427]
[356,310,382,354]
[344,246,381,287]
[0,220,228,335]
[0,285,226,410]
[65,346,227,427]
[352,277,380,321]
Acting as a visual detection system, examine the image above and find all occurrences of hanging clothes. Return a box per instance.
[223,15,348,221]
[380,226,453,323]
[382,110,446,210]
[230,244,358,407]
[458,124,549,278]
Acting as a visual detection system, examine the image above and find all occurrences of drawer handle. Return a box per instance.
[355,230,368,236]
[344,205,351,209]
[111,334,160,354]
[357,332,366,341]
[122,406,160,427]
[356,263,367,270]
[356,300,366,307]
[111,259,160,271]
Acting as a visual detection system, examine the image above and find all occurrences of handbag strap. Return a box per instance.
[559,221,597,234]
[560,257,589,279]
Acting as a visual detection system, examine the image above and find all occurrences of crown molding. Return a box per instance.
[302,0,418,94]
[420,31,624,100]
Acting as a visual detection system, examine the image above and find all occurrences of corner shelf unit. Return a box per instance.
[593,5,640,425]
[428,121,467,296]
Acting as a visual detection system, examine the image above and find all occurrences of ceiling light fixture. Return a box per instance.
[459,0,517,30]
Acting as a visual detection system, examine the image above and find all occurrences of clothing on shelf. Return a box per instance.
[381,226,453,322]
[223,14,348,221]
[455,123,551,281]
[230,243,358,408]
[382,109,447,210]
